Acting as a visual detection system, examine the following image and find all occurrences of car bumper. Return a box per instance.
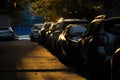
[0,34,15,40]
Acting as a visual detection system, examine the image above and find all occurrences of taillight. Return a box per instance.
[98,33,109,46]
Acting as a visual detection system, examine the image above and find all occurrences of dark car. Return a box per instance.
[45,22,57,46]
[112,47,120,80]
[38,22,52,44]
[49,18,89,52]
[30,23,43,41]
[57,24,88,63]
[78,15,120,80]
[0,27,15,40]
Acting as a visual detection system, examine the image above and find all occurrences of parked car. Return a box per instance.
[57,24,88,63]
[112,47,120,80]
[77,15,120,80]
[45,22,57,46]
[0,27,15,40]
[30,23,43,41]
[38,22,52,44]
[49,18,89,52]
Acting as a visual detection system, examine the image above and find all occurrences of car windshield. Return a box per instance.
[49,24,56,31]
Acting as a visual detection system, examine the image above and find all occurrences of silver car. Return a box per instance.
[0,27,15,40]
[30,23,43,41]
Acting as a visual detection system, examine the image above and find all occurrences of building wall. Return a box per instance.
[0,15,11,27]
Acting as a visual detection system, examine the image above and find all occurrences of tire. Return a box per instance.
[87,39,107,80]
[30,38,35,41]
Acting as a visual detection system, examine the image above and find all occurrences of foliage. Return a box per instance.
[112,0,120,16]
[0,0,29,16]
[30,0,104,21]
[1,0,120,21]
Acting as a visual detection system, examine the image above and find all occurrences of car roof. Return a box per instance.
[66,24,88,28]
[57,18,89,23]
[104,17,120,21]
[33,23,43,26]
[92,16,120,23]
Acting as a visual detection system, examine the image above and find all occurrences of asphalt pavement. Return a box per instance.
[0,40,87,80]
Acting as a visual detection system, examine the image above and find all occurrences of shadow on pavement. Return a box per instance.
[0,40,38,80]
[42,44,88,80]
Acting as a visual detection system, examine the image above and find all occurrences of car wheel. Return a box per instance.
[57,42,63,58]
[31,38,35,41]
[87,40,107,80]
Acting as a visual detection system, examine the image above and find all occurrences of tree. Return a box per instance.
[29,0,120,21]
[30,0,104,21]
[0,0,33,26]
[112,0,120,16]
[0,0,30,16]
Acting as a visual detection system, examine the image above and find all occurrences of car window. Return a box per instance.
[48,23,56,31]
[55,23,61,31]
[51,25,57,31]
[36,25,43,29]
[45,23,51,29]
[70,26,87,36]
[84,24,93,37]
[41,22,51,29]
[32,26,38,29]
[63,21,82,30]
[41,23,51,30]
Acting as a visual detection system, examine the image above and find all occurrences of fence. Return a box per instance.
[13,24,32,35]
